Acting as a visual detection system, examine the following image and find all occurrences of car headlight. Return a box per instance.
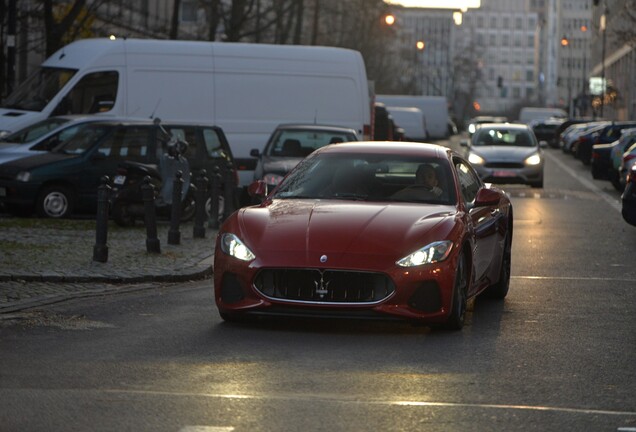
[396,240,453,267]
[220,233,255,261]
[524,153,542,166]
[468,124,476,134]
[263,173,284,186]
[16,171,31,182]
[468,153,485,165]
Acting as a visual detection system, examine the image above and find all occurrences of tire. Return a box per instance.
[443,252,468,331]
[482,230,511,299]
[36,185,73,218]
[112,201,136,227]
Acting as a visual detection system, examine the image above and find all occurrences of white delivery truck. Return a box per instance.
[376,95,449,139]
[385,106,428,141]
[0,38,371,188]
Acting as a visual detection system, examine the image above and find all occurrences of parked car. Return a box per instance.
[530,117,566,148]
[561,122,608,153]
[250,124,359,192]
[621,165,636,226]
[214,141,513,330]
[575,122,636,165]
[461,123,545,188]
[591,127,636,190]
[0,118,236,218]
[619,142,636,187]
[466,116,507,135]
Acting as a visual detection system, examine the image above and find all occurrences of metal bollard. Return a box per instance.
[208,165,221,229]
[92,176,111,263]
[193,170,208,238]
[222,161,235,221]
[142,176,161,254]
[168,170,184,245]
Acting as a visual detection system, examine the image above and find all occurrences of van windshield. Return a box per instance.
[2,67,77,112]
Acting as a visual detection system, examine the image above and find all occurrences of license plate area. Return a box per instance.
[113,175,126,185]
[493,170,516,177]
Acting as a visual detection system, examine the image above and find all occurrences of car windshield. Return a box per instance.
[49,123,113,154]
[473,128,535,147]
[0,117,72,144]
[271,152,457,205]
[266,129,357,157]
[2,66,77,112]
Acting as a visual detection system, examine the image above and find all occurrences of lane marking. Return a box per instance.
[512,275,636,282]
[180,427,234,432]
[543,151,622,212]
[98,388,636,417]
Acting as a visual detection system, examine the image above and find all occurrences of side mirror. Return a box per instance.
[250,148,260,157]
[247,180,268,198]
[474,187,501,207]
[460,139,470,147]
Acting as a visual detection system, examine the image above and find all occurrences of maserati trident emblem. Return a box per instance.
[320,255,328,263]
[314,271,330,298]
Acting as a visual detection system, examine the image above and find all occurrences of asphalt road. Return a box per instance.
[1,137,635,432]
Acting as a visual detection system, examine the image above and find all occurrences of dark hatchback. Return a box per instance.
[622,165,636,226]
[250,124,359,192]
[0,118,235,218]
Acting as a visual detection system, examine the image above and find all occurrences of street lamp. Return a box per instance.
[600,6,609,118]
[561,35,572,117]
[415,40,425,94]
[580,24,588,116]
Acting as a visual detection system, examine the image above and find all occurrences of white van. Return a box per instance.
[376,95,449,139]
[0,38,371,187]
[385,106,428,141]
[518,107,568,124]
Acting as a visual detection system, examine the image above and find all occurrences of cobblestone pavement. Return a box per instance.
[0,217,217,313]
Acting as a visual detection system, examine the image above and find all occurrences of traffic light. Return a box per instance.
[497,76,503,88]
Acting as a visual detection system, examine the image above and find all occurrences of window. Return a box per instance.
[53,71,119,115]
[454,159,481,204]
[181,0,198,22]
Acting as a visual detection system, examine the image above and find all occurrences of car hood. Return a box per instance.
[471,146,538,162]
[236,199,457,268]
[261,156,304,174]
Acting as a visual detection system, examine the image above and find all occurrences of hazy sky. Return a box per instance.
[385,0,481,9]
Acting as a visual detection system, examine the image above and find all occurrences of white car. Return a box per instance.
[461,123,545,188]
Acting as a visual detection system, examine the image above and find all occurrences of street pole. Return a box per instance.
[600,7,608,118]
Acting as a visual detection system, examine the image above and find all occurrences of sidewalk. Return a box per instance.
[0,217,217,313]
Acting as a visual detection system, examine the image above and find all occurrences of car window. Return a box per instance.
[38,123,113,154]
[454,158,481,204]
[0,117,71,144]
[268,130,356,156]
[93,126,149,159]
[202,128,233,163]
[474,128,535,147]
[273,153,456,204]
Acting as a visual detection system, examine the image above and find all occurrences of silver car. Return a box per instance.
[461,123,545,188]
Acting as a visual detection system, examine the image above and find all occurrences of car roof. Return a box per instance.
[274,123,358,133]
[475,123,530,131]
[314,141,455,158]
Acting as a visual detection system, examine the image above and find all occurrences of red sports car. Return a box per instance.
[213,142,513,330]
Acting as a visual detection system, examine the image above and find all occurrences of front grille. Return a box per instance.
[254,268,395,304]
[485,162,524,169]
